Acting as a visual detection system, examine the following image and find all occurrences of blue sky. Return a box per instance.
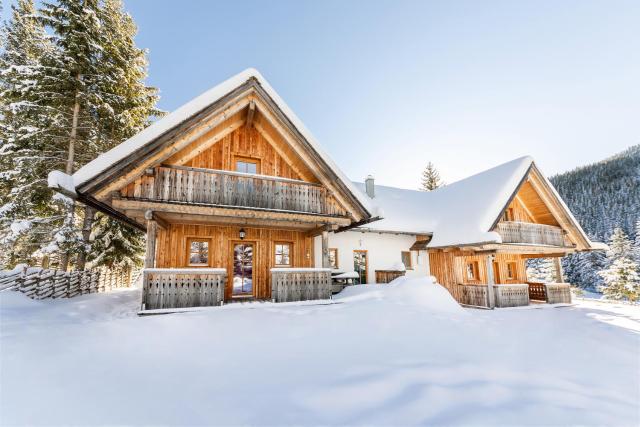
[4,0,639,187]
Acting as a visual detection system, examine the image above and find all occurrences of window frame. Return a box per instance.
[401,251,413,270]
[329,248,339,269]
[233,156,261,175]
[186,237,211,267]
[506,261,517,280]
[465,261,480,281]
[274,241,293,267]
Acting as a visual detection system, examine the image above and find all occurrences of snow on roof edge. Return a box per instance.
[72,68,373,215]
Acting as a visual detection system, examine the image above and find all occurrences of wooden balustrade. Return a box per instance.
[124,165,345,216]
[142,268,227,310]
[496,221,568,246]
[375,270,406,284]
[458,284,530,308]
[271,268,332,303]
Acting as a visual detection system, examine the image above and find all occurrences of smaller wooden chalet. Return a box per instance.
[333,156,606,308]
[49,68,376,311]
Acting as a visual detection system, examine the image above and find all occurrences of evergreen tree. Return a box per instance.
[526,258,556,282]
[87,213,144,269]
[633,219,640,263]
[420,162,444,191]
[0,0,66,267]
[599,257,640,301]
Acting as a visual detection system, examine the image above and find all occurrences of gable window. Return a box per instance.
[506,262,517,280]
[274,242,292,267]
[401,251,413,270]
[235,157,259,174]
[466,261,480,281]
[329,248,338,269]
[188,238,210,266]
[503,208,514,222]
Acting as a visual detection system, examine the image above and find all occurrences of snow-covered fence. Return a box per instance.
[271,268,332,302]
[0,267,140,299]
[141,268,227,310]
[459,284,530,308]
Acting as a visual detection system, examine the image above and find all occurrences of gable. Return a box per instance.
[68,69,372,222]
[501,181,560,226]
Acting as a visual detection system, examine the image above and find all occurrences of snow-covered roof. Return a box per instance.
[70,68,374,215]
[354,156,535,247]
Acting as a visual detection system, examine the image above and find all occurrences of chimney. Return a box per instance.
[365,175,375,198]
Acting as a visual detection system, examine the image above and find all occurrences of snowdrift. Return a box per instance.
[334,276,464,314]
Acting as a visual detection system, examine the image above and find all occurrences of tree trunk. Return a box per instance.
[76,205,96,271]
[59,77,82,271]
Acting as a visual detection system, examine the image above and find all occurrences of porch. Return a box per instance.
[458,282,572,308]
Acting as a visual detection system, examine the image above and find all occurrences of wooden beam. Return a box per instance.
[306,224,338,237]
[111,198,352,227]
[167,115,246,165]
[553,257,564,282]
[245,100,255,129]
[485,254,496,309]
[321,231,330,268]
[145,218,157,268]
[144,210,169,230]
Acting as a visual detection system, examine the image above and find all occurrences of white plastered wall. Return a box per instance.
[313,230,430,284]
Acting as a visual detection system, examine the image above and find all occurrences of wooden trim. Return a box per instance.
[489,164,533,232]
[186,237,212,267]
[273,241,293,267]
[232,155,262,174]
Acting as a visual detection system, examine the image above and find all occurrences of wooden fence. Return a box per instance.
[142,268,227,310]
[458,284,530,308]
[123,166,346,216]
[496,221,567,247]
[271,268,332,303]
[527,282,572,304]
[0,267,140,299]
[375,270,406,284]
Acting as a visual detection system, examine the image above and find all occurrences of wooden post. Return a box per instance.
[321,231,330,268]
[144,210,157,269]
[486,254,496,309]
[553,257,564,283]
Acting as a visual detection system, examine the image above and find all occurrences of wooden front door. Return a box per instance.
[232,243,254,297]
[353,250,368,284]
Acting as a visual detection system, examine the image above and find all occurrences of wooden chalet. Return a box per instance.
[347,157,606,308]
[49,69,375,310]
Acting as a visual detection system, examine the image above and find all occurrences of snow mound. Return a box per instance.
[334,276,464,314]
[384,276,465,314]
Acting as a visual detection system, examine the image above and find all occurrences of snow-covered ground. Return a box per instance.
[1,278,639,426]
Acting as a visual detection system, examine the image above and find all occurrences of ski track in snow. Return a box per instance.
[1,279,639,426]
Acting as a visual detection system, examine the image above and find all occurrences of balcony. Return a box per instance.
[122,165,346,217]
[495,221,569,247]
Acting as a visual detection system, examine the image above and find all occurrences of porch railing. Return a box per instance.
[142,268,227,310]
[271,268,332,302]
[124,165,345,216]
[527,282,572,304]
[496,221,568,247]
[458,284,530,308]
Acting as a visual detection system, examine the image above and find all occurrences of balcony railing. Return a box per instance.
[495,221,568,247]
[123,165,346,217]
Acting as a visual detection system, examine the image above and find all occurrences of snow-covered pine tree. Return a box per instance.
[420,162,444,191]
[599,258,640,302]
[80,0,160,270]
[633,219,640,263]
[0,0,67,267]
[526,258,556,282]
[598,227,640,300]
[87,213,144,269]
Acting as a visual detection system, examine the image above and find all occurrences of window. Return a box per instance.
[401,251,413,270]
[506,262,517,280]
[329,248,338,269]
[353,250,368,284]
[274,242,292,267]
[188,238,209,266]
[466,261,479,281]
[503,208,514,222]
[235,158,259,174]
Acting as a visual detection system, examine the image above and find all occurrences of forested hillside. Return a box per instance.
[550,145,640,290]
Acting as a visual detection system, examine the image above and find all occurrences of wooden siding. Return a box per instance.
[182,125,317,182]
[428,251,528,302]
[155,224,314,300]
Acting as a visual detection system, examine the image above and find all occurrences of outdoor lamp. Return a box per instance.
[239,228,246,240]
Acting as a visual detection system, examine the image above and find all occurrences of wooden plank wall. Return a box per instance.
[155,224,314,300]
[184,126,316,181]
[428,251,528,302]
